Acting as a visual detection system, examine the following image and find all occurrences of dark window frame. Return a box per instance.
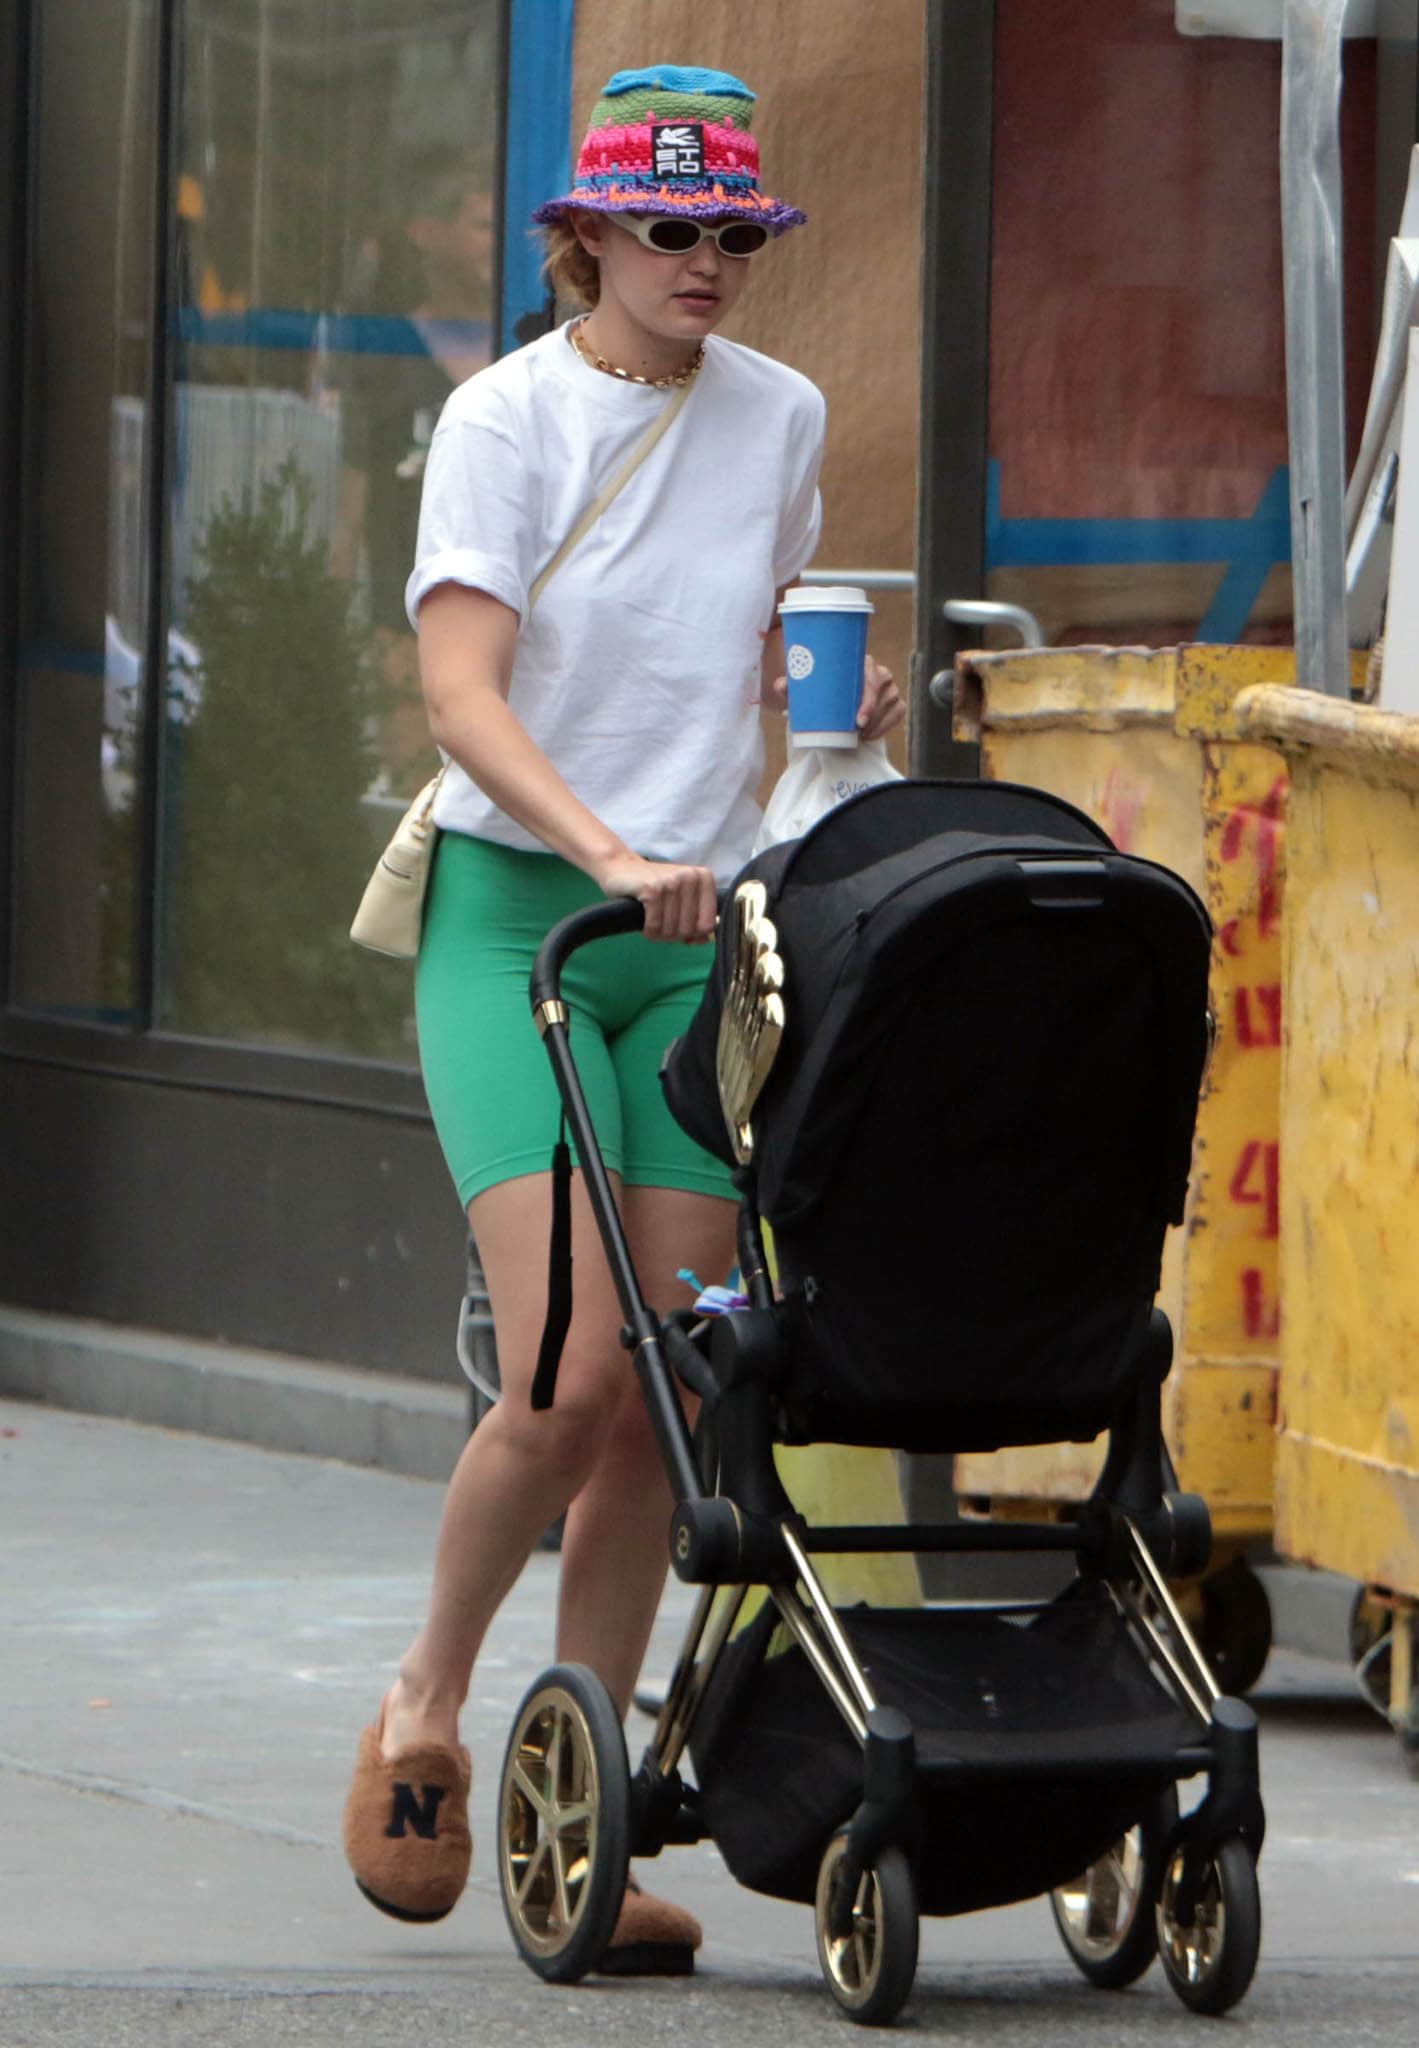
[0,0,33,1012]
[913,0,994,779]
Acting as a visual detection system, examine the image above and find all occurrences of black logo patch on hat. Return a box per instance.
[651,122,705,179]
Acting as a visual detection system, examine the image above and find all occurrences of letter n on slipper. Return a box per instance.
[343,1727,472,1922]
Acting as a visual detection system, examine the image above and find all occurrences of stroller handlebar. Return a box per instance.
[529,897,646,1010]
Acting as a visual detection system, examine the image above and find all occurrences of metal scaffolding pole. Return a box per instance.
[1281,0,1352,696]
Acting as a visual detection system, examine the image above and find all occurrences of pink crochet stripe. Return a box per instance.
[575,120,760,180]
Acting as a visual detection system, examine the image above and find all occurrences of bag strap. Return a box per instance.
[529,1112,573,1412]
[527,373,694,612]
[422,379,693,816]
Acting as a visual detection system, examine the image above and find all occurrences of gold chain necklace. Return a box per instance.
[569,317,704,389]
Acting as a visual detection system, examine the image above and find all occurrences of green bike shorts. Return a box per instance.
[415,832,736,1209]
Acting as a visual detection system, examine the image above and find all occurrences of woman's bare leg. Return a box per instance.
[555,1185,737,1714]
[379,1167,630,1756]
[379,1178,736,1753]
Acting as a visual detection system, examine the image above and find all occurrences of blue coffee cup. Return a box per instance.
[778,585,875,748]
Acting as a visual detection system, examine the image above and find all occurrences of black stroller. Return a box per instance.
[495,780,1264,2025]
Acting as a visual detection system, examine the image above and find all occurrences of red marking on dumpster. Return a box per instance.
[1229,1139,1280,1239]
[1099,768,1144,854]
[1233,985,1282,1048]
[1240,1267,1281,1340]
[1219,776,1287,939]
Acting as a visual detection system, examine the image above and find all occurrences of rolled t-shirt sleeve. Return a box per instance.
[772,388,827,589]
[404,407,536,628]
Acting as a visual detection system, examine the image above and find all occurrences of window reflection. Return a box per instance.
[331,148,495,793]
[157,0,499,1056]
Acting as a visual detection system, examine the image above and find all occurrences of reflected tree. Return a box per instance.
[166,459,413,1056]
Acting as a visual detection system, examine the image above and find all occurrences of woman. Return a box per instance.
[343,63,902,1971]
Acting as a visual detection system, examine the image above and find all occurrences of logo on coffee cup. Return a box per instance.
[787,645,815,679]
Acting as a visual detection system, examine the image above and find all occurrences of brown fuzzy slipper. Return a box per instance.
[342,1725,472,1923]
[598,1875,702,1977]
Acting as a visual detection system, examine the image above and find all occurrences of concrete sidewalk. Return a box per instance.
[2,1394,1416,2047]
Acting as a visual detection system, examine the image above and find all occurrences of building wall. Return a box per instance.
[569,6,929,771]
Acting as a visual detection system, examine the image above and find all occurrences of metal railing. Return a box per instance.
[798,568,917,593]
[798,574,1049,707]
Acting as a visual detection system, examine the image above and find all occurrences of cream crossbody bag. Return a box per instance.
[350,374,695,959]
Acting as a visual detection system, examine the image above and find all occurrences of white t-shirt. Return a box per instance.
[406,322,825,882]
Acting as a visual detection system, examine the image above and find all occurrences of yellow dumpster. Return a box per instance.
[946,643,1302,1690]
[1232,683,1419,1772]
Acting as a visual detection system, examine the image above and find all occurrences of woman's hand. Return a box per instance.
[593,852,719,943]
[763,654,905,741]
[856,655,904,741]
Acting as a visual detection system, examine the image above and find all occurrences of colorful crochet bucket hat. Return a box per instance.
[533,65,806,237]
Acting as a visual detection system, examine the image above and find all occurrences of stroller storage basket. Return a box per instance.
[689,1582,1203,1915]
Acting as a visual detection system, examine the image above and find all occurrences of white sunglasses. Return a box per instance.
[608,213,770,258]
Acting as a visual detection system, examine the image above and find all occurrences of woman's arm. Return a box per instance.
[418,581,718,941]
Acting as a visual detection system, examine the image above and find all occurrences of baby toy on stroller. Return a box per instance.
[495,779,1264,2025]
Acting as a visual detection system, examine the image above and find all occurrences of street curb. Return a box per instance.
[0,1304,467,1481]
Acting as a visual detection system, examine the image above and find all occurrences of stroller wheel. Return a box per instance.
[1156,1835,1262,2016]
[1196,1562,1273,1697]
[814,1834,918,2026]
[497,1663,630,1983]
[1049,1786,1178,1989]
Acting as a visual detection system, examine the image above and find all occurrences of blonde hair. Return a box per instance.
[539,215,600,311]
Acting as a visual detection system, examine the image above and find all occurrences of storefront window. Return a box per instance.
[11,0,157,1021]
[9,0,503,1056]
[158,0,500,1056]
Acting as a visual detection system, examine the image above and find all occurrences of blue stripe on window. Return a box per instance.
[18,642,106,676]
[177,308,491,358]
[985,461,1292,643]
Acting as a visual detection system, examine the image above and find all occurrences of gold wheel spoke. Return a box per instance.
[514,1838,548,1910]
[512,1760,551,1822]
[545,1711,565,1798]
[1090,1853,1125,1932]
[552,1832,575,1932]
[549,1799,593,1834]
[851,1873,879,1994]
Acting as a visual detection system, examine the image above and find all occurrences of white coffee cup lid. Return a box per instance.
[778,584,875,615]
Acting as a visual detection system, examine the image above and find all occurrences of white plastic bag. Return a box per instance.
[752,741,902,855]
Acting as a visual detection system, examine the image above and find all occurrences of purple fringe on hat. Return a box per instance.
[532,185,806,235]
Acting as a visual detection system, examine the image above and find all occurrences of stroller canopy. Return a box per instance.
[664,780,1210,1232]
[661,781,1213,1452]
